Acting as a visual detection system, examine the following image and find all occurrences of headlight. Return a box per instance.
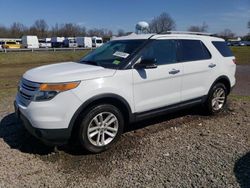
[33,81,80,101]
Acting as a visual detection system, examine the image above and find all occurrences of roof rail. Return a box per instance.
[158,31,214,36]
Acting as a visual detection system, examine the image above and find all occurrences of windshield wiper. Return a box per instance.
[79,60,100,66]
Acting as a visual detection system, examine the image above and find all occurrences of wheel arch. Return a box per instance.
[68,93,134,138]
[210,75,231,95]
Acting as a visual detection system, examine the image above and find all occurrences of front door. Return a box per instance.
[132,39,182,113]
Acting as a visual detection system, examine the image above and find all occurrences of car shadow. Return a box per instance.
[234,152,250,188]
[125,106,207,132]
[0,113,54,155]
[59,105,210,155]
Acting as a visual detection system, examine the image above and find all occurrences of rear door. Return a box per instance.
[132,39,182,113]
[177,39,214,101]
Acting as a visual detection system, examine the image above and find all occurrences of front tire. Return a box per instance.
[78,104,124,153]
[204,83,227,115]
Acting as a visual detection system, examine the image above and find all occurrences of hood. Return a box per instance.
[23,62,116,83]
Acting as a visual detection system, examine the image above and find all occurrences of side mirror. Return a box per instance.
[134,58,158,69]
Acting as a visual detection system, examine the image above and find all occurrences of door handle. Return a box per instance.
[208,63,216,68]
[169,69,180,75]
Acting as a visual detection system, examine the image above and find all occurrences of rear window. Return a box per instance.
[178,40,211,62]
[212,41,233,57]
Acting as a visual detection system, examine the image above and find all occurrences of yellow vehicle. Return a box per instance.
[2,41,21,49]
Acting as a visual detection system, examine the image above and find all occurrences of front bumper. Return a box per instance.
[14,101,70,146]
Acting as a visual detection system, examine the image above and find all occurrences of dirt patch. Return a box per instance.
[232,65,250,96]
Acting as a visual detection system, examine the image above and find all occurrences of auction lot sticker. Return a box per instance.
[113,51,130,58]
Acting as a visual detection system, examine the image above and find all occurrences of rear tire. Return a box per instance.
[78,104,124,153]
[204,83,227,115]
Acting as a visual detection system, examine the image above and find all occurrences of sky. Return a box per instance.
[0,0,249,36]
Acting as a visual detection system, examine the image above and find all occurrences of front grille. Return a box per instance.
[18,78,40,106]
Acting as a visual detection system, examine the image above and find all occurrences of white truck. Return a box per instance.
[76,37,92,48]
[92,36,103,48]
[51,37,65,48]
[21,36,39,49]
[63,37,78,48]
[39,38,51,48]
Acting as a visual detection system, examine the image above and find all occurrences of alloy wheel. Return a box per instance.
[86,112,119,147]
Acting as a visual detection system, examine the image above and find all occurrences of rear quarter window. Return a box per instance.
[212,41,233,57]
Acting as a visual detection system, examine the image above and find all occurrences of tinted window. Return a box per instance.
[178,40,211,62]
[212,41,233,57]
[140,40,177,65]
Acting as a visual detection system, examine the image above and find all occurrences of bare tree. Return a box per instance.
[188,22,208,32]
[87,28,105,37]
[102,29,113,37]
[61,23,82,37]
[50,23,86,37]
[10,22,27,37]
[0,25,9,38]
[51,23,60,36]
[149,12,176,33]
[79,26,87,36]
[218,29,235,40]
[30,19,49,38]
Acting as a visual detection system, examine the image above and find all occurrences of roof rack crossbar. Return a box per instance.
[158,31,214,36]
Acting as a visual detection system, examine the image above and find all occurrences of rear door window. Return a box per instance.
[178,40,211,62]
[212,41,233,57]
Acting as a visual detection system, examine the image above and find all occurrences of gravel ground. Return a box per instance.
[0,65,249,187]
[0,99,249,187]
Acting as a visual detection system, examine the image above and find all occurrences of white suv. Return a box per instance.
[15,32,236,153]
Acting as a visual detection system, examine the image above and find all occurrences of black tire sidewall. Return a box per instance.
[207,83,227,114]
[79,104,124,153]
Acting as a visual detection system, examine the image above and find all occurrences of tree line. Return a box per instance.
[0,19,114,38]
[0,12,249,40]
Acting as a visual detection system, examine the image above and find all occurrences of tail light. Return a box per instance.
[232,59,236,64]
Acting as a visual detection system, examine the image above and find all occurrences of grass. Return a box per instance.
[230,46,250,65]
[229,94,250,101]
[0,47,249,113]
[0,50,90,113]
[0,50,90,88]
[0,50,89,65]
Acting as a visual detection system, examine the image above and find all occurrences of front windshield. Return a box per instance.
[79,39,146,69]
